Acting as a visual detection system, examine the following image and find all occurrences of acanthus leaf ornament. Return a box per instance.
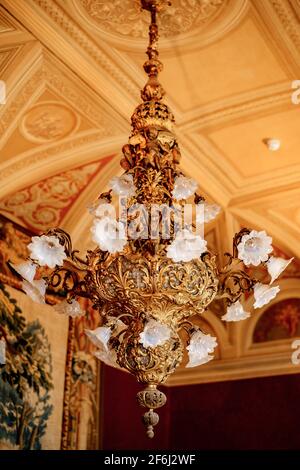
[12,0,293,438]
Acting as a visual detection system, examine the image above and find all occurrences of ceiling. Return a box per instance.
[0,0,300,384]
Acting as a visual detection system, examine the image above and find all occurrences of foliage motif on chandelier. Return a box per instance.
[9,0,293,438]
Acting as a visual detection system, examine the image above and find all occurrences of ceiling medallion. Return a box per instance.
[77,0,227,39]
[10,0,292,438]
[20,101,79,144]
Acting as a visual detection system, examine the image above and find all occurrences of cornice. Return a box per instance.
[32,0,140,100]
[167,351,298,386]
[1,0,139,122]
[178,82,293,132]
[252,0,300,74]
[270,0,300,51]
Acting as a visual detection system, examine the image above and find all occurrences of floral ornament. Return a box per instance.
[54,299,85,318]
[85,326,112,351]
[267,256,294,284]
[110,174,136,197]
[72,351,94,383]
[10,260,36,283]
[21,279,47,304]
[172,175,198,200]
[87,198,114,218]
[0,338,6,365]
[28,235,67,268]
[222,300,250,322]
[253,283,280,309]
[139,319,171,348]
[91,216,127,253]
[186,354,213,368]
[167,229,207,263]
[196,202,221,224]
[186,330,217,368]
[237,230,273,266]
[129,133,146,147]
[94,349,120,369]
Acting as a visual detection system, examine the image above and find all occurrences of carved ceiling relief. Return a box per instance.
[77,0,227,39]
[69,0,249,53]
[0,157,113,232]
[20,102,80,144]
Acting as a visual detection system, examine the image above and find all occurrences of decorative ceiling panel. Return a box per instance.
[0,156,113,232]
[208,105,300,178]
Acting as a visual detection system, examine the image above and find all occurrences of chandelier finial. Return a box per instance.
[140,0,171,102]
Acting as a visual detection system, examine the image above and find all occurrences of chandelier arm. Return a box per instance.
[178,320,197,338]
[232,228,251,259]
[44,228,88,268]
[215,269,257,304]
[47,267,91,301]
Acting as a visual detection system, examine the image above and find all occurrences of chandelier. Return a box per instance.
[11,0,293,439]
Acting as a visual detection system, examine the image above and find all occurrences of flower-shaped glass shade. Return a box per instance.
[203,203,221,222]
[110,174,136,197]
[237,230,273,266]
[85,326,112,351]
[172,176,198,200]
[91,216,127,253]
[94,349,120,369]
[28,235,67,268]
[186,353,213,368]
[167,229,207,263]
[10,261,36,283]
[197,202,221,223]
[88,198,114,218]
[186,330,217,368]
[222,300,250,322]
[267,256,294,284]
[139,319,171,348]
[54,299,85,318]
[253,282,280,309]
[22,279,47,304]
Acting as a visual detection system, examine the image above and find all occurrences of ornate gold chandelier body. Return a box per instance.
[16,0,283,439]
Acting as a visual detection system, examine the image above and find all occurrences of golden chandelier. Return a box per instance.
[12,0,292,438]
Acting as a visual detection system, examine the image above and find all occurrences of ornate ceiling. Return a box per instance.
[0,0,300,385]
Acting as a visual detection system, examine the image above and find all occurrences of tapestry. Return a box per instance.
[0,283,69,449]
[0,214,101,449]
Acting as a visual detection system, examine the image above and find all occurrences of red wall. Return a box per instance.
[101,366,300,450]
